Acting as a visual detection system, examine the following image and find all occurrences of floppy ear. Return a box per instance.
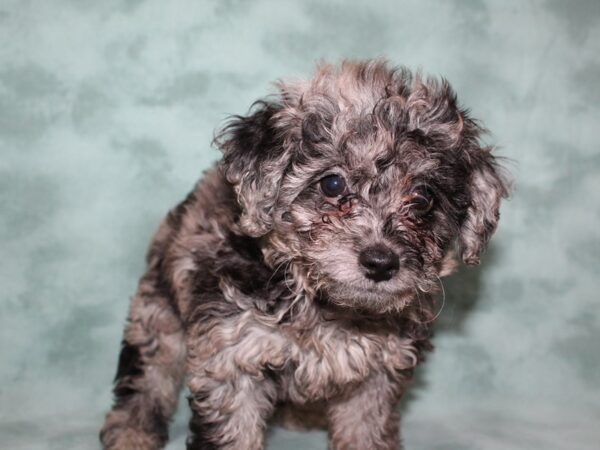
[403,77,510,264]
[459,149,510,265]
[216,100,292,237]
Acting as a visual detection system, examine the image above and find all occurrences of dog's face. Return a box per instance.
[218,61,508,313]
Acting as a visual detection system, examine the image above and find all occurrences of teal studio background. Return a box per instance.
[1,1,599,449]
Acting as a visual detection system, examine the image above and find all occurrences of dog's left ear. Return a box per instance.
[459,148,510,265]
[404,78,510,264]
[216,100,292,237]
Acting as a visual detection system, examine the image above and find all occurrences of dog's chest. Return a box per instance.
[193,309,421,403]
[279,320,420,402]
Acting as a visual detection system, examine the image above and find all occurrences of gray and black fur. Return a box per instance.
[100,60,510,450]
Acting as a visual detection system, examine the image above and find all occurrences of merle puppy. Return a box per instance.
[100,60,509,450]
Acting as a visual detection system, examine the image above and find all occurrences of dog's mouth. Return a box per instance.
[322,276,417,303]
[318,281,418,314]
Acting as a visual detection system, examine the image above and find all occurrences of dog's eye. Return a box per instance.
[406,187,434,216]
[320,174,346,197]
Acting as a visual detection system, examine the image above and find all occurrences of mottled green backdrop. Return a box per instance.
[1,1,599,449]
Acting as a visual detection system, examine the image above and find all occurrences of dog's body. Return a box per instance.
[101,60,509,450]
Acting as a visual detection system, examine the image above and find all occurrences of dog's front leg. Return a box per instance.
[184,317,281,450]
[186,371,277,450]
[327,374,403,450]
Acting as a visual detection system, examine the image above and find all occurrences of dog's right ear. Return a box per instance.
[216,101,292,237]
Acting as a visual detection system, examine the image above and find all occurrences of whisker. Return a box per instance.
[422,276,446,324]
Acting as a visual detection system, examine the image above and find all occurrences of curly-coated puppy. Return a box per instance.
[100,60,509,450]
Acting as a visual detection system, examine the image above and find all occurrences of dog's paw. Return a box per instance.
[100,425,161,450]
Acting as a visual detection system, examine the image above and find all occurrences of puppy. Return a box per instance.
[100,59,509,450]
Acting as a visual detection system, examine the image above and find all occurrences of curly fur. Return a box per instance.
[100,59,510,450]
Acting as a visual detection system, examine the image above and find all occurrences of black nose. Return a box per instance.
[359,244,400,282]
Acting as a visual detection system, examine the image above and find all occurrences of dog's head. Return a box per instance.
[217,60,510,313]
